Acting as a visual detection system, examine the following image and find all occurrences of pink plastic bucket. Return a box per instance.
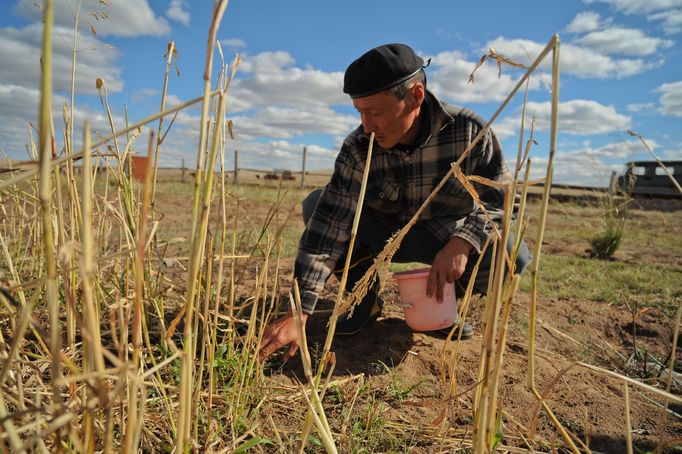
[393,267,458,331]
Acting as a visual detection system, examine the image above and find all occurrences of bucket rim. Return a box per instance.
[392,267,431,280]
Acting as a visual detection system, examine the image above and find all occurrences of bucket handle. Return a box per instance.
[394,301,413,309]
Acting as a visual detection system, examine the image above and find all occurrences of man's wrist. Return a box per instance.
[448,235,474,255]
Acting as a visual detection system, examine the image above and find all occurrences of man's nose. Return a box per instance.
[361,113,374,134]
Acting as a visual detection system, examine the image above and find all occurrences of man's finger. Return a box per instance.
[446,267,456,284]
[258,344,269,361]
[283,343,299,361]
[436,271,444,302]
[426,267,437,298]
[259,337,280,361]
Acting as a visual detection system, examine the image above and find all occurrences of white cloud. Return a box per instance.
[649,9,682,34]
[428,49,544,104]
[229,140,336,171]
[566,11,606,33]
[221,38,247,49]
[0,23,124,95]
[659,146,682,159]
[0,83,123,160]
[626,102,656,112]
[583,0,682,15]
[230,51,347,111]
[14,0,170,37]
[166,0,190,26]
[496,99,631,136]
[574,27,673,56]
[485,37,663,79]
[132,88,159,103]
[584,0,682,34]
[231,106,357,141]
[530,138,658,186]
[655,80,682,117]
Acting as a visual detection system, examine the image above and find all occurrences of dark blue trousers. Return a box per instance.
[302,189,531,297]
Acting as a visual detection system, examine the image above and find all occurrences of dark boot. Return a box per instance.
[437,319,474,340]
[335,287,383,336]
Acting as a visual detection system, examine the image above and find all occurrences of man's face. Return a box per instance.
[352,86,422,149]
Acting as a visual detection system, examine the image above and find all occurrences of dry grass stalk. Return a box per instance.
[438,235,493,421]
[177,89,227,451]
[80,121,107,451]
[150,41,179,212]
[472,185,515,452]
[123,130,157,452]
[298,132,376,452]
[36,2,65,438]
[291,285,338,454]
[516,34,587,454]
[625,383,633,454]
[175,2,230,450]
[656,301,682,453]
[468,48,528,85]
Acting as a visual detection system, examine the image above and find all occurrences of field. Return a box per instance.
[154,174,682,453]
[1,2,681,452]
[3,166,680,452]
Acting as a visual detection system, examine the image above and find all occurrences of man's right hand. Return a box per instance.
[258,312,308,362]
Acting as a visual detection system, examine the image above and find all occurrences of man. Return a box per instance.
[259,43,530,362]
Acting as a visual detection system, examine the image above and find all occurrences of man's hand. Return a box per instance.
[427,236,473,302]
[258,312,308,362]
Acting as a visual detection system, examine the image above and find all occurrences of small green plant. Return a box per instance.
[589,192,629,259]
[375,361,425,401]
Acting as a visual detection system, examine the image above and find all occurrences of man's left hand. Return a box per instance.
[427,236,473,302]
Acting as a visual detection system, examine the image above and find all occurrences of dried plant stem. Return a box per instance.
[189,0,229,241]
[69,1,81,151]
[292,285,338,454]
[519,35,583,454]
[37,1,64,426]
[80,122,107,451]
[298,132,375,452]
[123,131,156,453]
[177,90,227,452]
[528,36,560,392]
[439,235,492,422]
[325,131,375,347]
[656,300,681,454]
[624,383,633,454]
[151,41,177,211]
[513,79,531,181]
[473,185,514,453]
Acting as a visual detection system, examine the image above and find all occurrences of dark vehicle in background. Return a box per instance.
[615,160,682,198]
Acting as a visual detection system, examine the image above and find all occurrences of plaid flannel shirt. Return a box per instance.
[295,91,507,314]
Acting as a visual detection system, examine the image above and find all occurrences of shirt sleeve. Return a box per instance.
[450,119,507,254]
[294,141,365,314]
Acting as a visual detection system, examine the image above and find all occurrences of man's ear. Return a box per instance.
[409,83,425,108]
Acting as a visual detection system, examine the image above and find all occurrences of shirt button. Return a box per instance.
[409,182,415,189]
[378,192,385,198]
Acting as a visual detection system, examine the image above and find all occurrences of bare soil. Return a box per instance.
[151,180,682,453]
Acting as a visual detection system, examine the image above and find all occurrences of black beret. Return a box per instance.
[343,43,424,99]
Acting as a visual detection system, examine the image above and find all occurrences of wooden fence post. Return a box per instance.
[234,149,239,184]
[181,158,185,183]
[301,146,307,188]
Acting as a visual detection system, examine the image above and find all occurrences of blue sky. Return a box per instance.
[1,0,681,185]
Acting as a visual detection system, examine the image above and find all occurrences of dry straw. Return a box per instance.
[1,1,680,449]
